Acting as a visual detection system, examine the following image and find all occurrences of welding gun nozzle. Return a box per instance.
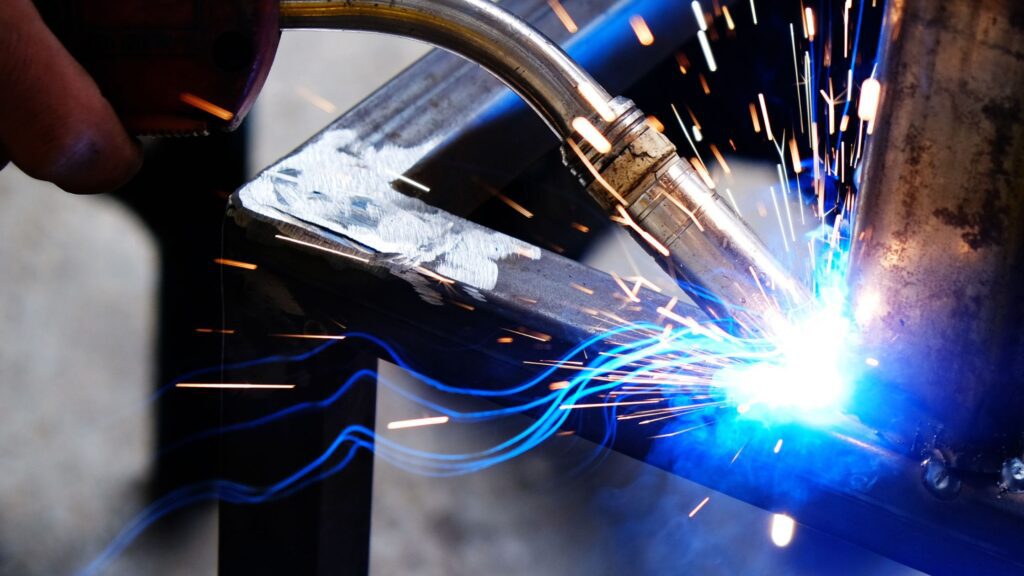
[563,98,811,332]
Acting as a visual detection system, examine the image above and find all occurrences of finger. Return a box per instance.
[0,0,142,193]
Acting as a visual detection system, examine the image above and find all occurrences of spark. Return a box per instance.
[414,266,456,285]
[788,136,802,173]
[491,190,534,218]
[675,52,690,75]
[757,93,774,140]
[768,186,789,252]
[858,78,881,123]
[709,144,732,174]
[270,333,347,341]
[689,496,711,517]
[649,421,713,439]
[790,25,804,133]
[698,74,711,96]
[502,327,552,342]
[773,438,783,453]
[213,258,257,270]
[749,102,762,133]
[295,86,337,113]
[176,383,295,390]
[195,328,235,335]
[749,0,759,25]
[566,138,626,204]
[496,337,514,344]
[547,0,578,33]
[722,6,736,30]
[610,271,641,303]
[615,205,670,256]
[386,416,450,430]
[571,117,612,153]
[663,191,705,232]
[179,93,234,121]
[578,82,616,122]
[691,1,708,31]
[776,163,796,242]
[724,188,742,216]
[690,158,716,189]
[571,222,591,233]
[560,399,663,410]
[274,234,371,263]
[629,15,655,46]
[646,115,665,133]
[804,7,816,40]
[730,444,745,464]
[391,172,431,193]
[865,357,879,367]
[570,282,595,295]
[697,30,717,72]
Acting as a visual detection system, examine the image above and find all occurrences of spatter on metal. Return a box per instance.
[237,129,541,302]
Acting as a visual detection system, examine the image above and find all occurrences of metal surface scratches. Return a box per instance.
[238,128,541,302]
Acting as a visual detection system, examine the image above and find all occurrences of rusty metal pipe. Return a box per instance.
[850,0,1024,456]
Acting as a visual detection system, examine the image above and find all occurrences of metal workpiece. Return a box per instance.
[278,0,612,138]
[564,99,811,328]
[849,0,1024,451]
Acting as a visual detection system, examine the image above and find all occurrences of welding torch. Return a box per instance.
[39,0,810,330]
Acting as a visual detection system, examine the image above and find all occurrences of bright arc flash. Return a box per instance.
[771,514,796,547]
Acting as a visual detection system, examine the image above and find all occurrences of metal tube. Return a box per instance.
[278,0,608,138]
